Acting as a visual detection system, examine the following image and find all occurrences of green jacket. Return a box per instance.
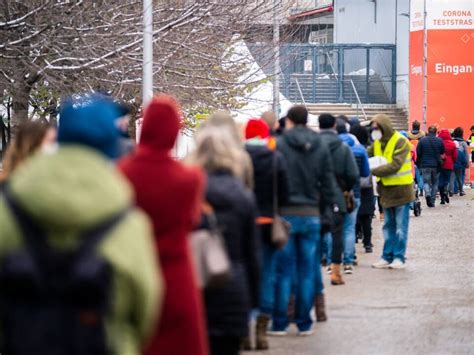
[0,146,163,355]
[368,115,415,208]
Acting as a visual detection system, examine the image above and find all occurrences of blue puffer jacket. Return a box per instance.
[339,133,370,199]
[416,134,445,169]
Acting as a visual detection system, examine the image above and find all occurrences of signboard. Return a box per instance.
[409,0,474,135]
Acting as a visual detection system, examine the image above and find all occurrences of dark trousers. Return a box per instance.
[438,169,452,190]
[330,212,345,264]
[209,336,240,355]
[357,214,373,247]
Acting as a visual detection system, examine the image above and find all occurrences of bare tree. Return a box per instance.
[1,0,296,132]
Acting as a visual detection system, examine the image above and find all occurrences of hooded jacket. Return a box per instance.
[118,96,209,355]
[245,142,289,218]
[339,133,370,199]
[438,129,458,170]
[319,129,359,213]
[368,114,415,208]
[0,147,162,355]
[277,126,337,216]
[407,130,425,141]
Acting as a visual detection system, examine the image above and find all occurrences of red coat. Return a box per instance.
[438,129,458,170]
[119,96,208,355]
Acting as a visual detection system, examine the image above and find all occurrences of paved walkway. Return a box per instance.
[245,189,474,355]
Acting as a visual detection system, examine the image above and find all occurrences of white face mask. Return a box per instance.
[371,130,383,141]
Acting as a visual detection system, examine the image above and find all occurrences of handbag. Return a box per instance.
[271,153,290,249]
[190,209,231,289]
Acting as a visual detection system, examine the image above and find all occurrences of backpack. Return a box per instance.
[0,185,128,355]
[454,141,467,169]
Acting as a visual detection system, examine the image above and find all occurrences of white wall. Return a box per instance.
[333,0,409,107]
[395,0,410,109]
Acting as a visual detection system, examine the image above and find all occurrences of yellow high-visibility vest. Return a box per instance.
[373,132,414,186]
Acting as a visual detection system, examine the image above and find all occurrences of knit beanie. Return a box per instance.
[245,119,270,140]
[58,94,122,159]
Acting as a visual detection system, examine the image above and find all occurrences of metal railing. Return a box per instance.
[325,52,367,121]
[293,77,307,107]
[277,43,396,104]
[349,79,368,121]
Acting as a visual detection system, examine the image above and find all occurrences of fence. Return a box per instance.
[278,43,397,104]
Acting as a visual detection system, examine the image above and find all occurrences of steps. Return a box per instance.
[305,103,408,131]
[282,73,394,104]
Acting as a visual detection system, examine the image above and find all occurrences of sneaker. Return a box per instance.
[297,328,314,336]
[267,329,288,336]
[372,259,391,269]
[365,246,373,253]
[460,191,466,196]
[326,266,332,274]
[343,265,353,274]
[389,259,406,269]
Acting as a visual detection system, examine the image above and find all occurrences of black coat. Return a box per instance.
[245,144,289,218]
[204,172,260,338]
[319,130,359,213]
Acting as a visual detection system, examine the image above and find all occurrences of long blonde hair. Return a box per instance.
[188,126,242,178]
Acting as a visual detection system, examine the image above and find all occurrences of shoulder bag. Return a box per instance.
[271,153,291,249]
[190,206,231,289]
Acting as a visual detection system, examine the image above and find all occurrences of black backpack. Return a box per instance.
[0,185,128,355]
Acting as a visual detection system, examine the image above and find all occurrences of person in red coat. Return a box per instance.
[119,95,209,355]
[438,128,458,204]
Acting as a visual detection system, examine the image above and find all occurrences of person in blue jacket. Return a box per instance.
[336,117,370,274]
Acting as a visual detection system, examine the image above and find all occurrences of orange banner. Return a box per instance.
[409,30,424,125]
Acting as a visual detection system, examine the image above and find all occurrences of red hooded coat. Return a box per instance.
[438,129,458,170]
[119,96,208,355]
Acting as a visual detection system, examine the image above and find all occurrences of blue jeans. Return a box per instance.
[259,239,279,315]
[325,198,361,265]
[273,216,320,332]
[453,169,465,193]
[382,203,411,263]
[343,198,361,265]
[415,166,424,192]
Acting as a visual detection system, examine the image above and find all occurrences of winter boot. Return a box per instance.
[439,187,446,205]
[255,314,270,350]
[314,294,327,322]
[330,264,345,285]
[240,336,252,351]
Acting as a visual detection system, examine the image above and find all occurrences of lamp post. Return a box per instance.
[143,0,153,106]
[138,0,153,142]
[272,0,280,116]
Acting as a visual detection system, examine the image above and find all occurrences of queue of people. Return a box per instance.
[0,93,471,355]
